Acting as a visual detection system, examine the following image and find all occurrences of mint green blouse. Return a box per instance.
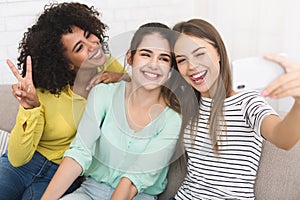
[64,81,182,195]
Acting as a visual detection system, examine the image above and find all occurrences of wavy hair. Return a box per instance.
[17,2,107,94]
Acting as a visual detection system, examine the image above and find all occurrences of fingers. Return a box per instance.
[264,54,300,72]
[86,72,105,91]
[6,59,21,81]
[25,56,33,81]
[262,70,300,98]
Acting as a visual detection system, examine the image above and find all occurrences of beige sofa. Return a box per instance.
[1,84,300,199]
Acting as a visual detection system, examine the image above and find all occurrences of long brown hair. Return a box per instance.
[173,19,233,153]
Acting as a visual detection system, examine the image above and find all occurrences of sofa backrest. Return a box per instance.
[0,85,18,132]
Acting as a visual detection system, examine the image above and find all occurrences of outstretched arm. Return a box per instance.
[261,54,300,150]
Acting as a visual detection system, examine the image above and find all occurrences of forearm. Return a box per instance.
[8,106,44,166]
[272,101,300,149]
[41,157,82,200]
[110,177,137,200]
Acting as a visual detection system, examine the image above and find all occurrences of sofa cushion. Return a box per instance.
[254,140,300,199]
[0,85,18,132]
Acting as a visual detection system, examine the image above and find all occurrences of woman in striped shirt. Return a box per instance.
[172,18,300,199]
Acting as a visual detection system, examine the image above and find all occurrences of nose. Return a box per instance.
[86,39,100,51]
[187,56,202,71]
[148,56,159,69]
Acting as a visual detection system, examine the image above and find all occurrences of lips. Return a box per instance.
[142,70,161,80]
[189,70,207,83]
[89,47,102,60]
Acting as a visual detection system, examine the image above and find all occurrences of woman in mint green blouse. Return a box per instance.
[42,22,182,200]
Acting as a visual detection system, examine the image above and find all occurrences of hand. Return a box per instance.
[86,71,126,91]
[262,54,300,103]
[7,56,40,109]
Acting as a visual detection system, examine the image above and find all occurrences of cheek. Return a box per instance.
[177,65,187,76]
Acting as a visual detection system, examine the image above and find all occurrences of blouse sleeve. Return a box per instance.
[8,105,45,167]
[242,91,278,137]
[63,84,111,174]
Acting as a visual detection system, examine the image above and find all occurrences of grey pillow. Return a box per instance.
[0,129,10,156]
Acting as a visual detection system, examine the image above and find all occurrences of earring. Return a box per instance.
[102,41,110,55]
[101,36,111,56]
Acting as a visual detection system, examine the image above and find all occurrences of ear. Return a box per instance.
[126,50,132,65]
[69,63,75,70]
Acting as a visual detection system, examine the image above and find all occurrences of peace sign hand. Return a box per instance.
[7,56,40,109]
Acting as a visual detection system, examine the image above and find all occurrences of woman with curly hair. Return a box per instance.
[0,2,126,200]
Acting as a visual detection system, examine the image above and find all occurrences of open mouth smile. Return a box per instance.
[189,70,208,84]
[89,48,102,60]
[142,71,162,80]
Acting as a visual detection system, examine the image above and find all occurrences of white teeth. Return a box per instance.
[192,70,206,78]
[144,72,158,78]
[90,49,101,59]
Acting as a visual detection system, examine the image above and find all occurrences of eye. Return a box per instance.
[159,57,170,63]
[176,58,186,64]
[195,52,205,57]
[84,31,91,38]
[75,45,83,53]
[141,53,150,57]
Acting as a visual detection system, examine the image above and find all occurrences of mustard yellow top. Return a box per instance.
[8,56,125,167]
[8,86,86,167]
[100,56,125,73]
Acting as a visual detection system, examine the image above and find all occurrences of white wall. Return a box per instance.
[192,0,299,115]
[0,0,195,84]
[1,0,299,115]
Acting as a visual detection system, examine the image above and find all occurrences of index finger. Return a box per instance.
[25,56,33,81]
[6,59,22,81]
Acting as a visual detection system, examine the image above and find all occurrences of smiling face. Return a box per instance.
[61,26,106,72]
[128,33,172,90]
[174,34,220,98]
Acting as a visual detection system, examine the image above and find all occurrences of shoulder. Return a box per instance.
[91,81,124,93]
[225,90,264,106]
[88,81,125,100]
[102,56,124,72]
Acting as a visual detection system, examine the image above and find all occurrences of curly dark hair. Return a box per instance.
[17,2,107,94]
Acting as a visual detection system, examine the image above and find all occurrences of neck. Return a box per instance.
[126,82,165,108]
[72,68,98,99]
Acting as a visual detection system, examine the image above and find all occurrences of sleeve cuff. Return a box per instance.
[17,105,42,125]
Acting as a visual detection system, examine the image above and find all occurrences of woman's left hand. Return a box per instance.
[86,71,127,91]
[262,54,300,104]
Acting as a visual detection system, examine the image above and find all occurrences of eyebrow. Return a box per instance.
[192,47,205,54]
[139,48,171,58]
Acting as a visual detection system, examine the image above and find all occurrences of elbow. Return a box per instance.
[276,142,296,151]
[7,150,31,167]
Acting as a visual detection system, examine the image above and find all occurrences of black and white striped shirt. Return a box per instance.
[175,91,278,200]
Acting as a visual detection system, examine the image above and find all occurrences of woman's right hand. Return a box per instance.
[7,56,40,109]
